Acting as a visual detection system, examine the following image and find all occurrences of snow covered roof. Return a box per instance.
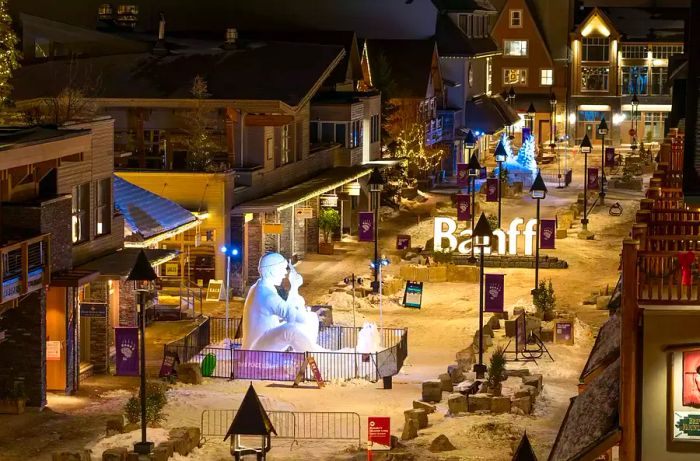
[465,95,519,134]
[580,313,620,383]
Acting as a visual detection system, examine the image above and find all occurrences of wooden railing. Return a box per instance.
[637,251,700,304]
[1,234,51,305]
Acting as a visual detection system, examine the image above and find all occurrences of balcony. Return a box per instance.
[1,234,51,305]
[425,118,444,146]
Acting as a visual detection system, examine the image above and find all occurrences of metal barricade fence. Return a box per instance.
[200,409,361,447]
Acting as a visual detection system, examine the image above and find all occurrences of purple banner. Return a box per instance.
[231,350,307,381]
[456,194,471,221]
[358,212,374,242]
[587,167,599,189]
[396,234,411,250]
[115,327,139,376]
[480,167,487,179]
[456,163,468,186]
[486,178,499,202]
[539,219,556,249]
[605,147,616,167]
[522,127,531,144]
[484,274,505,313]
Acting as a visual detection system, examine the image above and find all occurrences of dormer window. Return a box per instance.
[116,4,138,28]
[459,14,473,37]
[98,4,113,20]
[509,10,522,28]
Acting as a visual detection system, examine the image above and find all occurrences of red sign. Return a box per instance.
[368,416,391,449]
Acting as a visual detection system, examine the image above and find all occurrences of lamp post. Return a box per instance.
[580,134,593,232]
[368,167,385,293]
[631,92,639,151]
[529,171,547,295]
[467,152,481,262]
[508,87,516,139]
[464,129,476,164]
[127,250,158,455]
[526,102,536,133]
[220,245,239,345]
[494,140,507,228]
[472,213,493,379]
[549,91,557,145]
[598,117,609,206]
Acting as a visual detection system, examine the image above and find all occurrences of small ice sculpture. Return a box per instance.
[242,253,322,352]
[356,322,382,354]
[495,133,538,183]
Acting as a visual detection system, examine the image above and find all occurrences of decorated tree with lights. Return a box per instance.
[0,0,20,122]
[392,122,445,181]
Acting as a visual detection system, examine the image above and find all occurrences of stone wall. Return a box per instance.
[118,280,136,327]
[0,291,46,407]
[452,254,568,269]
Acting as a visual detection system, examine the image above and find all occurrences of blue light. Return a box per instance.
[220,245,227,253]
[231,248,239,256]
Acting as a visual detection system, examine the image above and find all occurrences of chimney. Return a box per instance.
[153,12,169,56]
[223,28,238,50]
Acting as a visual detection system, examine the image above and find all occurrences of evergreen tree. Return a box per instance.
[0,0,21,122]
[181,76,223,171]
[369,51,397,147]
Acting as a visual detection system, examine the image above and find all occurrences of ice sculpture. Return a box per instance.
[355,322,382,353]
[242,253,322,352]
[495,133,538,183]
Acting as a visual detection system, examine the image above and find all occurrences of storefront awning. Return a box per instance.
[51,269,100,287]
[234,166,373,213]
[76,248,179,279]
[465,94,520,134]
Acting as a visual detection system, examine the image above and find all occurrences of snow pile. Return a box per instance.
[87,429,170,460]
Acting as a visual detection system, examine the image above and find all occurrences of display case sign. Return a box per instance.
[46,340,61,361]
[403,281,423,309]
[368,416,391,451]
[554,320,574,345]
[396,234,411,250]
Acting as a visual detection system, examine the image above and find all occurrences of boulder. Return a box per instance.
[447,393,468,415]
[555,228,568,239]
[422,380,442,403]
[483,324,494,338]
[505,368,530,378]
[123,423,139,433]
[404,409,428,429]
[400,418,418,441]
[52,452,90,461]
[105,417,124,436]
[178,363,203,385]
[504,319,517,337]
[447,365,464,384]
[454,380,481,395]
[522,374,543,394]
[487,316,501,330]
[490,397,511,414]
[153,446,169,461]
[412,400,436,414]
[429,434,456,452]
[473,330,493,348]
[596,295,612,310]
[468,394,492,412]
[438,373,453,392]
[156,441,174,459]
[526,316,541,336]
[125,453,139,461]
[511,396,532,415]
[101,448,127,461]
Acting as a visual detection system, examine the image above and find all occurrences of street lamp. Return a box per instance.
[467,152,481,261]
[494,140,508,228]
[508,87,516,139]
[597,117,609,206]
[127,250,158,456]
[631,92,639,151]
[220,245,239,346]
[580,134,593,232]
[367,167,385,292]
[529,171,547,295]
[472,212,493,379]
[526,102,536,133]
[464,129,476,164]
[549,91,557,145]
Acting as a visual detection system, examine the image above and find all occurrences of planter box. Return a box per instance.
[0,398,26,414]
[319,242,334,255]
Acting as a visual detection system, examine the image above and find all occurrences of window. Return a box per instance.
[280,124,290,165]
[475,15,483,37]
[582,37,609,61]
[651,67,668,95]
[72,183,90,244]
[34,37,51,58]
[581,66,609,91]
[117,4,138,15]
[96,178,111,236]
[335,124,347,145]
[459,14,473,37]
[504,40,528,56]
[621,44,646,59]
[644,112,664,140]
[266,137,273,161]
[651,44,683,59]
[621,66,648,95]
[540,69,553,85]
[503,68,527,85]
[349,120,362,149]
[98,3,113,18]
[509,10,522,28]
[370,114,380,143]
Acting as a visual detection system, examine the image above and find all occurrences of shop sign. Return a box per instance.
[206,280,224,301]
[159,350,180,378]
[343,182,361,196]
[295,207,314,219]
[675,413,700,439]
[320,194,338,207]
[368,417,391,450]
[262,223,283,234]
[46,340,61,361]
[80,303,107,317]
[165,263,179,276]
[434,217,546,256]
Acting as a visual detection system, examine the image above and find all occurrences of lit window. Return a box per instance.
[581,66,609,91]
[504,40,528,56]
[509,10,522,28]
[96,178,111,236]
[581,37,609,61]
[280,124,291,165]
[72,183,90,244]
[540,69,553,85]
[503,68,527,85]
[349,120,363,149]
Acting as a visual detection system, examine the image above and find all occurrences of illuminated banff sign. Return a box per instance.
[433,216,538,256]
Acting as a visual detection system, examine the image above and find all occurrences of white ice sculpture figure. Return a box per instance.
[355,322,382,354]
[241,253,321,352]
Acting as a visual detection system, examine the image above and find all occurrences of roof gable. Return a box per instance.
[573,7,620,39]
[491,0,553,67]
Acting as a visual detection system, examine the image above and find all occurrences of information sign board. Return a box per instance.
[403,281,423,309]
[368,416,391,450]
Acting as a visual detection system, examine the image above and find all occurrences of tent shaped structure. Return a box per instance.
[513,432,538,461]
[224,383,277,460]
